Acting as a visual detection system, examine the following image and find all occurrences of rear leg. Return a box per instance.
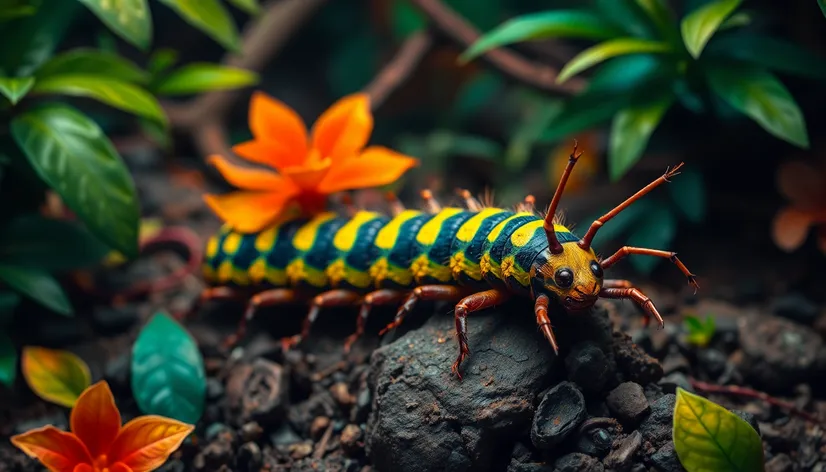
[379,285,467,335]
[452,289,511,380]
[176,286,246,321]
[282,289,361,350]
[222,288,300,350]
[343,289,404,354]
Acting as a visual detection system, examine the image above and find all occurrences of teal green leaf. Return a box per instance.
[668,168,705,222]
[625,203,677,274]
[673,387,765,471]
[595,0,659,38]
[707,34,826,80]
[75,0,152,50]
[131,312,206,424]
[460,10,624,62]
[10,103,140,257]
[0,77,35,105]
[0,264,72,315]
[227,0,259,15]
[586,54,670,93]
[608,94,674,181]
[0,215,110,271]
[0,332,16,387]
[680,0,741,58]
[36,49,148,83]
[147,48,179,76]
[157,0,241,52]
[31,75,166,124]
[0,1,80,76]
[706,64,809,148]
[557,38,671,84]
[152,63,258,95]
[390,0,426,40]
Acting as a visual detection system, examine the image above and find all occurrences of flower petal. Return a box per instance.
[772,206,814,252]
[70,381,121,459]
[281,158,332,191]
[311,93,373,161]
[208,155,287,191]
[317,146,419,194]
[11,426,92,472]
[248,91,308,164]
[107,416,193,472]
[232,139,305,171]
[203,189,298,233]
[110,462,134,472]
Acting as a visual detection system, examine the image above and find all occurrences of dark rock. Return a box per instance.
[200,437,234,469]
[760,419,806,453]
[366,305,558,472]
[813,463,826,472]
[612,332,664,385]
[575,418,621,458]
[103,353,131,391]
[156,459,186,472]
[731,410,760,435]
[531,381,587,450]
[554,453,604,472]
[236,442,262,472]
[697,348,728,379]
[771,293,819,325]
[288,391,338,435]
[91,305,139,335]
[565,341,611,394]
[507,461,554,472]
[606,382,650,427]
[658,372,694,394]
[603,430,642,471]
[226,359,288,426]
[643,383,665,403]
[661,352,690,375]
[765,453,794,472]
[650,443,685,472]
[639,394,676,448]
[270,423,302,446]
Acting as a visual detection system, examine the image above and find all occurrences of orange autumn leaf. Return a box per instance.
[773,159,826,255]
[11,381,194,472]
[22,347,91,408]
[204,91,420,233]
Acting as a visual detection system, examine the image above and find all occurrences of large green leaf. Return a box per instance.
[0,215,109,271]
[680,0,741,58]
[31,75,165,124]
[75,0,152,50]
[586,54,671,93]
[706,33,826,80]
[157,0,241,52]
[635,0,679,43]
[152,63,258,95]
[706,64,809,148]
[227,0,259,15]
[673,388,765,471]
[0,1,80,76]
[460,10,624,62]
[595,0,659,38]
[608,94,674,180]
[668,168,705,223]
[0,264,72,315]
[0,332,16,387]
[131,312,206,424]
[0,77,35,104]
[557,38,671,84]
[10,103,140,257]
[36,49,149,83]
[625,203,677,274]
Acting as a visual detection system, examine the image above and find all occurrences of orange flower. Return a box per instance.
[11,381,194,472]
[204,92,419,233]
[772,159,826,254]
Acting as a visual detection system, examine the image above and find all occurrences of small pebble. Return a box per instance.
[311,416,331,439]
[765,453,794,472]
[606,382,650,426]
[661,352,690,375]
[240,421,263,442]
[530,381,587,450]
[574,418,620,458]
[658,372,694,394]
[603,430,642,470]
[771,293,819,325]
[649,443,684,472]
[553,452,604,472]
[564,341,611,394]
[206,378,225,400]
[330,382,355,407]
[697,348,728,379]
[639,394,676,447]
[237,442,262,471]
[340,424,363,455]
[289,441,314,460]
[204,423,232,442]
[270,423,302,446]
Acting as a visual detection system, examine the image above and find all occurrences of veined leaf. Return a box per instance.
[11,103,140,257]
[75,0,152,50]
[706,64,809,148]
[673,388,765,471]
[626,203,677,274]
[0,77,35,105]
[0,332,16,387]
[706,33,826,80]
[36,49,149,83]
[32,75,165,124]
[608,94,674,180]
[680,0,741,58]
[152,63,258,95]
[21,346,91,407]
[0,215,110,271]
[227,0,260,15]
[460,10,624,62]
[557,38,671,84]
[668,168,705,222]
[157,0,241,52]
[0,264,72,315]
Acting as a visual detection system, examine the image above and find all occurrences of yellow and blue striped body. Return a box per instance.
[202,207,581,296]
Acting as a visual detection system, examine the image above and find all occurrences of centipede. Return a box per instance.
[197,143,698,379]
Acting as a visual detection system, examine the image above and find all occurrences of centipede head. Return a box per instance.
[530,244,604,312]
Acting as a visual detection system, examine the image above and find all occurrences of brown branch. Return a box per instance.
[363,30,434,111]
[409,0,586,94]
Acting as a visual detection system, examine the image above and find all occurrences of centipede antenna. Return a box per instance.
[458,189,483,211]
[384,191,406,216]
[421,189,442,214]
[516,195,536,213]
[544,141,582,254]
[579,162,684,250]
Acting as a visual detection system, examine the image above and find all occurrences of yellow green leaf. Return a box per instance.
[557,38,671,84]
[680,0,741,59]
[21,346,91,407]
[156,0,241,52]
[673,388,765,472]
[75,0,152,50]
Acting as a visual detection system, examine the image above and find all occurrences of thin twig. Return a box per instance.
[363,30,434,110]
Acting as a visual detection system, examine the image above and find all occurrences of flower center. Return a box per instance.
[93,454,110,471]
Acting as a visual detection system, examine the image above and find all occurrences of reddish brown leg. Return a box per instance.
[222,288,299,350]
[176,286,246,321]
[385,191,406,216]
[379,285,467,335]
[452,289,510,380]
[282,289,361,350]
[420,189,442,214]
[599,287,664,329]
[534,294,559,355]
[602,279,633,289]
[600,247,699,292]
[343,289,404,354]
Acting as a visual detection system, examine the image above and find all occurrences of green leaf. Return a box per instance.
[0,77,35,105]
[820,0,826,18]
[0,215,110,271]
[608,94,674,181]
[0,264,72,315]
[635,0,679,43]
[668,168,705,222]
[157,0,241,52]
[683,314,705,333]
[0,1,80,76]
[152,63,258,95]
[10,103,140,257]
[673,388,765,471]
[460,10,624,62]
[36,49,149,83]
[147,48,179,76]
[449,71,504,123]
[680,0,741,58]
[718,11,751,30]
[596,0,659,38]
[131,312,206,424]
[75,0,152,50]
[557,38,671,84]
[0,332,16,387]
[31,74,166,124]
[0,0,39,20]
[227,0,259,15]
[706,64,809,148]
[390,0,426,40]
[706,33,826,80]
[625,203,677,274]
[586,54,670,93]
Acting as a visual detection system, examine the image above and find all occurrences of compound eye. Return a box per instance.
[590,261,604,278]
[554,268,574,288]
